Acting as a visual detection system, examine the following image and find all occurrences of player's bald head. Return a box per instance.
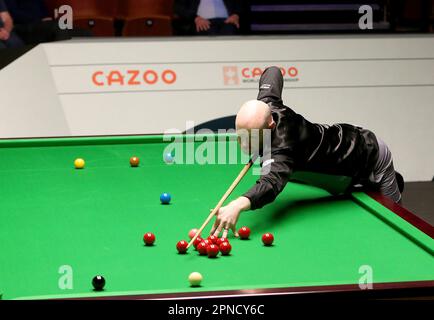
[236,100,273,130]
[236,100,275,155]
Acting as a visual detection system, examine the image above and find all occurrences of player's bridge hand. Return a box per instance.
[210,203,241,239]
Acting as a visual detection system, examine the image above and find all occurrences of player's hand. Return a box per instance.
[195,16,211,32]
[0,28,10,41]
[224,14,240,28]
[210,203,241,238]
[210,197,251,238]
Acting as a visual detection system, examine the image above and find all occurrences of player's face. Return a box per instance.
[237,129,250,154]
[237,129,264,155]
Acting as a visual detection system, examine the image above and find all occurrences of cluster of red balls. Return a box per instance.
[190,235,232,258]
[174,232,232,258]
[180,227,274,258]
[143,226,274,258]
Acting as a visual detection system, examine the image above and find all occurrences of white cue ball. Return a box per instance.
[188,272,203,287]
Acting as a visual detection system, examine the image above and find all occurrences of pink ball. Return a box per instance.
[188,228,198,239]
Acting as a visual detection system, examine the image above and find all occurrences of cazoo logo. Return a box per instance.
[92,69,177,87]
[223,66,299,85]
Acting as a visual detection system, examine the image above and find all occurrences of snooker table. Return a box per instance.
[0,134,433,300]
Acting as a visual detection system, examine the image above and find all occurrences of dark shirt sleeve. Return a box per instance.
[4,0,29,24]
[174,0,198,20]
[242,66,293,210]
[5,0,49,24]
[38,0,49,18]
[243,153,294,210]
[224,0,242,15]
[0,0,6,28]
[257,66,284,104]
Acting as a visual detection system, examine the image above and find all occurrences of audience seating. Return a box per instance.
[118,0,173,36]
[122,15,173,36]
[117,0,173,18]
[45,0,118,18]
[44,0,175,36]
[44,0,118,36]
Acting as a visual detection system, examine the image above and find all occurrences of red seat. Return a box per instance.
[122,15,172,36]
[45,0,174,37]
[45,0,118,18]
[117,0,174,19]
[118,0,173,36]
[73,18,116,37]
[44,0,117,36]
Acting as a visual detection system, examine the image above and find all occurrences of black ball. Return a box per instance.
[92,275,105,291]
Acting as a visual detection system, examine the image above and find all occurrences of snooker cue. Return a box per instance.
[187,155,258,249]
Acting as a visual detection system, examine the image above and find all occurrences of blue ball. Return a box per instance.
[160,193,171,204]
[164,153,174,164]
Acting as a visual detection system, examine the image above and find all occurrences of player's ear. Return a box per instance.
[269,119,276,130]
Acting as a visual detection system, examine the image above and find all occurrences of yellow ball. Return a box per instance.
[74,158,85,169]
[188,272,203,287]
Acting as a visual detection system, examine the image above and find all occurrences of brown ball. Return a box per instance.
[130,156,140,167]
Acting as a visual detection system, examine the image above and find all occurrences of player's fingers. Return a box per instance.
[213,222,224,237]
[232,225,239,237]
[213,226,222,238]
[211,208,221,216]
[222,226,229,239]
[210,218,219,235]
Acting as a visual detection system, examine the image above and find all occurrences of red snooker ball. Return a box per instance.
[238,226,251,239]
[207,244,219,258]
[143,232,155,246]
[202,239,211,247]
[197,241,208,255]
[262,233,274,246]
[208,235,218,244]
[219,242,232,255]
[193,236,203,249]
[216,237,229,246]
[176,240,188,254]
